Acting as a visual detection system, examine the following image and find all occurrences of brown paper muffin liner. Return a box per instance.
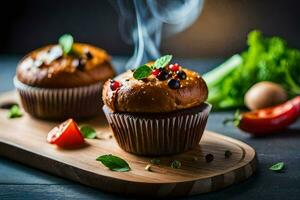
[103,103,211,156]
[14,77,102,120]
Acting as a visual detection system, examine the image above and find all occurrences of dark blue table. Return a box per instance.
[0,56,299,200]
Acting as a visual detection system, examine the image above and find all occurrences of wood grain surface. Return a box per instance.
[0,91,257,197]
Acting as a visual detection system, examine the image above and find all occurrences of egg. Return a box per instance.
[245,81,288,110]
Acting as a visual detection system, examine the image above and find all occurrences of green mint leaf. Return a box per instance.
[233,110,242,127]
[59,34,74,54]
[133,65,152,80]
[8,105,23,118]
[80,125,97,139]
[170,160,181,169]
[153,55,173,69]
[96,154,130,172]
[269,162,284,171]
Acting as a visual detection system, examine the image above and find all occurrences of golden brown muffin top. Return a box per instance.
[16,43,115,88]
[102,63,208,113]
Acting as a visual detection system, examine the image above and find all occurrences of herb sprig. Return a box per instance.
[133,55,173,80]
[59,34,74,55]
[269,162,284,172]
[8,105,23,118]
[153,55,173,69]
[80,125,97,139]
[133,65,152,80]
[96,154,130,172]
[170,160,181,169]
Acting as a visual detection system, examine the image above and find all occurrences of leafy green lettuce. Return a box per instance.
[203,30,300,110]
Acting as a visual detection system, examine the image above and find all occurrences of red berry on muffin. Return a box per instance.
[102,55,211,155]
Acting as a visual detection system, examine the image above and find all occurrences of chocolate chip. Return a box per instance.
[205,154,214,163]
[77,58,87,71]
[83,48,93,60]
[85,51,93,59]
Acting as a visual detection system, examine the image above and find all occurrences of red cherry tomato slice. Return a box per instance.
[238,96,300,135]
[47,119,84,148]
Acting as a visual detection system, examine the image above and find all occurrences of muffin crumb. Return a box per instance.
[145,164,152,171]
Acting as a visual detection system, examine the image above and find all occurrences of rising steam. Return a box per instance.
[111,0,204,69]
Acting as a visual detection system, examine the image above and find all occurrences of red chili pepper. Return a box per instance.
[47,118,84,148]
[225,96,300,135]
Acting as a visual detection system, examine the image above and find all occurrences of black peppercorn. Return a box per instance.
[156,69,169,81]
[225,150,232,158]
[168,79,180,89]
[205,154,214,163]
[176,70,187,80]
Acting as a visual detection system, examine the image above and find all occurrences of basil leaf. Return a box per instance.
[59,34,74,54]
[80,125,97,139]
[269,162,284,171]
[96,154,130,172]
[170,160,181,169]
[8,105,23,118]
[133,65,152,80]
[153,55,173,69]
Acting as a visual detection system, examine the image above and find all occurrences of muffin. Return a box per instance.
[14,34,115,120]
[102,55,211,156]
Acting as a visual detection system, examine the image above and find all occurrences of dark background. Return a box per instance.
[1,0,300,57]
[1,1,300,199]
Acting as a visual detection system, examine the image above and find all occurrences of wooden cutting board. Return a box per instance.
[0,91,257,197]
